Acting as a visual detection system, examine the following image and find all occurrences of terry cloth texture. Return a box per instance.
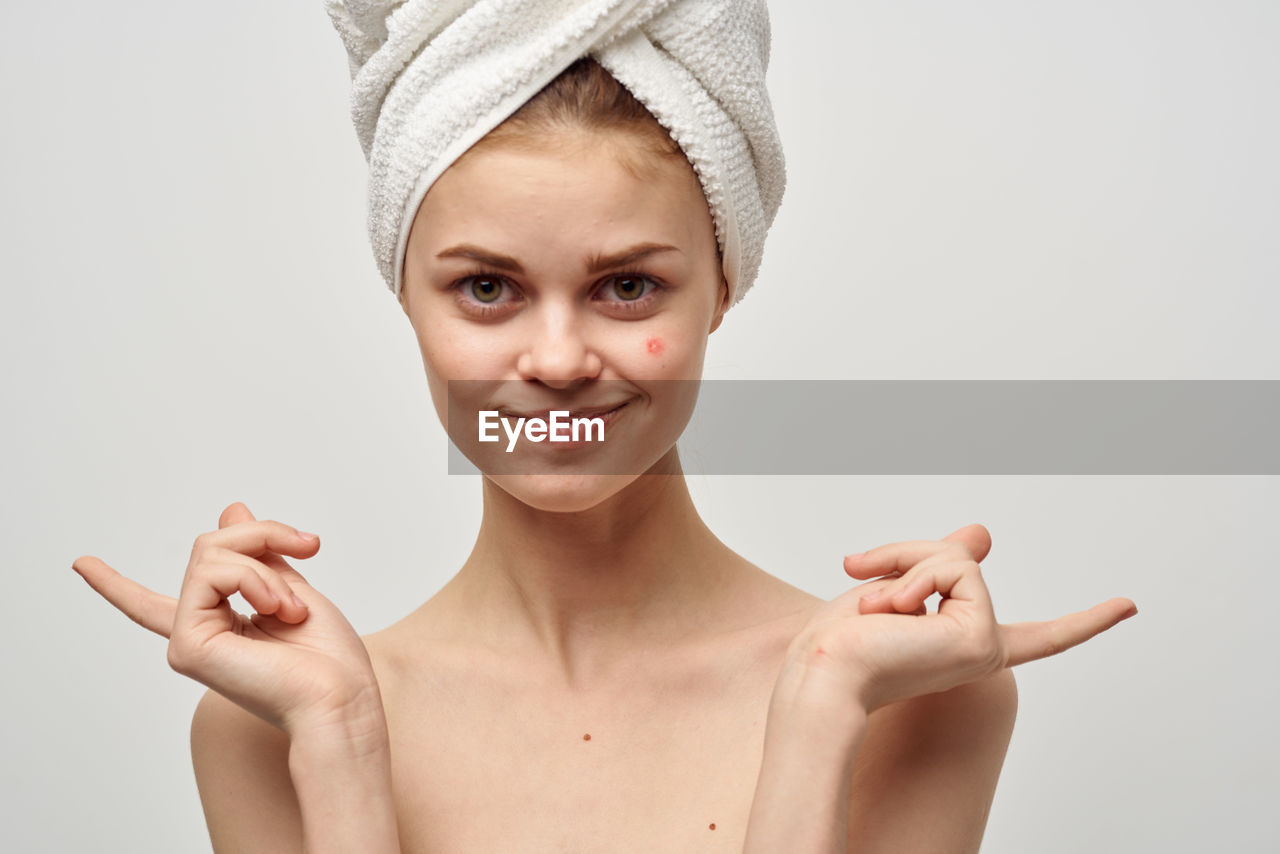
[324,0,786,308]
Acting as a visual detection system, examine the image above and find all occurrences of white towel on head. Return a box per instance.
[323,0,786,308]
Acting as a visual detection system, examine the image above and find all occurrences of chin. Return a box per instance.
[485,472,642,513]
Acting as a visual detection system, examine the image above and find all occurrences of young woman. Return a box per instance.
[72,56,1137,854]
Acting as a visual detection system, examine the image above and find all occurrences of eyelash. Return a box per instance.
[448,268,665,318]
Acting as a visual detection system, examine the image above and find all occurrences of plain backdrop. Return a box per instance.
[4,0,1277,851]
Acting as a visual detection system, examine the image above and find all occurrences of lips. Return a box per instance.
[498,400,632,421]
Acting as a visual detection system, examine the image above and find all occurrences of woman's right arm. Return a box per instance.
[192,687,401,854]
[74,500,403,853]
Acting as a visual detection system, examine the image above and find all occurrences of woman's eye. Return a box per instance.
[450,274,519,316]
[449,270,662,318]
[598,274,660,306]
[469,277,505,303]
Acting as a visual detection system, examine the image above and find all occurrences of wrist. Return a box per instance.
[746,658,871,854]
[777,634,873,721]
[285,685,390,750]
[770,660,869,741]
[288,719,391,775]
[287,709,400,854]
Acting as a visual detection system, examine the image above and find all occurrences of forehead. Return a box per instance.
[413,132,713,254]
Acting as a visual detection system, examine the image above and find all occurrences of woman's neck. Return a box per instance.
[446,449,747,686]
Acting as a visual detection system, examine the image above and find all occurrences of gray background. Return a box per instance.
[3,0,1276,850]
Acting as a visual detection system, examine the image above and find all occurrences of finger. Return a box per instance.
[170,560,283,647]
[1003,598,1138,667]
[849,576,897,605]
[844,523,992,580]
[940,523,991,563]
[219,501,256,530]
[216,503,314,587]
[197,519,319,566]
[226,553,309,623]
[72,556,178,638]
[845,539,971,579]
[858,571,935,614]
[858,559,995,620]
[891,571,938,613]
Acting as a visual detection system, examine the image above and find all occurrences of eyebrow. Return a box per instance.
[435,242,681,275]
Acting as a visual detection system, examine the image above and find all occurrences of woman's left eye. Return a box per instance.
[596,273,662,309]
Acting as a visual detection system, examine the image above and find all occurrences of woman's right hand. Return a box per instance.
[72,501,384,736]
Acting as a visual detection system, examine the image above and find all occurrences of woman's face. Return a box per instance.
[399,127,729,512]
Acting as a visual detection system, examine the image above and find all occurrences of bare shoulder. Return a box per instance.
[847,669,1019,853]
[358,623,427,694]
[864,668,1018,752]
[190,688,302,853]
[728,558,825,629]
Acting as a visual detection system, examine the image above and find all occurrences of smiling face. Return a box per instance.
[399,127,730,511]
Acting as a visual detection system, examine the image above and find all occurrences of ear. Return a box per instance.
[708,274,731,334]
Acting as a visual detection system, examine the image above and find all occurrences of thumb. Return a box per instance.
[941,523,992,563]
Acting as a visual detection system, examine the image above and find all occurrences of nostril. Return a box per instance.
[516,347,604,386]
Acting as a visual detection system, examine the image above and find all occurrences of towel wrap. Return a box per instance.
[324,0,786,308]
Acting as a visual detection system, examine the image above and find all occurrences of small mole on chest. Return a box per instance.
[582,733,591,740]
[709,822,716,830]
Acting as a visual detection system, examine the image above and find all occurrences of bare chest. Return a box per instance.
[374,647,787,853]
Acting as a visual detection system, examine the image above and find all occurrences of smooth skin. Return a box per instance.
[743,523,1135,852]
[73,502,399,853]
[73,126,1138,853]
[71,505,383,735]
[74,508,1135,853]
[806,525,1137,714]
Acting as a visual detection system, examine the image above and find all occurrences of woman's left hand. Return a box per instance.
[786,523,1137,714]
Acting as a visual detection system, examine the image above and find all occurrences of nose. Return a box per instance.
[515,304,603,387]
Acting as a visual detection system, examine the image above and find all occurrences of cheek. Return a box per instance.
[418,317,505,378]
[626,324,706,379]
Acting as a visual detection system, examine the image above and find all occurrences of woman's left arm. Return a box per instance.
[743,657,1017,854]
[742,657,871,854]
[744,522,1133,853]
[844,667,1018,852]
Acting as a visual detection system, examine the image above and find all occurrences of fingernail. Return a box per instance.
[846,552,865,563]
[297,530,318,541]
[291,593,307,608]
[863,588,885,600]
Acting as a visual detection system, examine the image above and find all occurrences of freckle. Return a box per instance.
[709,823,716,831]
[583,733,591,741]
[645,336,664,355]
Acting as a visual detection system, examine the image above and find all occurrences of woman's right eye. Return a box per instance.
[470,277,503,302]
[451,273,522,317]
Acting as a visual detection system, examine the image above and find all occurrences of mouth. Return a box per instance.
[498,400,633,422]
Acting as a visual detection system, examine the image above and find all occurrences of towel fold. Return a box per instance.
[324,0,786,308]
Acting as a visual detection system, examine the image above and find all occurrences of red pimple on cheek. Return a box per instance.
[645,336,664,355]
